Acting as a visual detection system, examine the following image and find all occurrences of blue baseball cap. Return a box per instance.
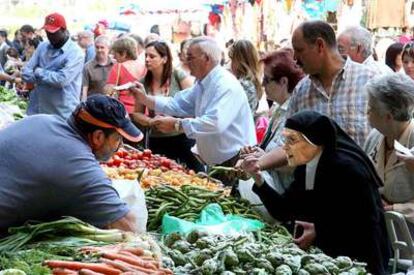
[76,95,143,142]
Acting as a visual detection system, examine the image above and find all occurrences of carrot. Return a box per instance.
[79,269,105,275]
[45,260,122,275]
[100,258,135,272]
[139,256,155,261]
[119,250,159,268]
[102,252,157,270]
[158,267,174,275]
[113,259,155,274]
[52,268,78,275]
[121,246,145,256]
[121,272,148,275]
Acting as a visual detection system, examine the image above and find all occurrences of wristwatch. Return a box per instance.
[174,119,182,132]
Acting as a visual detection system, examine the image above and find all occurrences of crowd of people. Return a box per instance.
[3,11,414,274]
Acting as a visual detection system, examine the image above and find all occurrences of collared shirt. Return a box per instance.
[363,55,393,75]
[286,58,376,147]
[22,39,84,119]
[0,41,9,67]
[155,65,256,165]
[85,44,96,63]
[82,58,114,96]
[364,120,414,230]
[260,99,294,195]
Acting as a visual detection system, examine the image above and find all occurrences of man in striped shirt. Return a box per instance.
[241,20,376,173]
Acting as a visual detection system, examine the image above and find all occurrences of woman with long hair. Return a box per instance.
[131,40,204,172]
[228,39,262,117]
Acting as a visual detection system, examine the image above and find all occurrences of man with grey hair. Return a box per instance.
[129,36,256,166]
[337,26,392,74]
[364,73,414,249]
[77,30,95,63]
[81,35,113,100]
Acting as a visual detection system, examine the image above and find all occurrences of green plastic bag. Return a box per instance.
[161,203,264,235]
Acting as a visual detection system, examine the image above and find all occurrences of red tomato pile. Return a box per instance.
[103,149,187,172]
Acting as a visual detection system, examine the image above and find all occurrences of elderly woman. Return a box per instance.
[104,37,146,114]
[364,73,414,237]
[241,111,390,274]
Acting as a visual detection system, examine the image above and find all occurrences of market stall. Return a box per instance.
[0,140,371,274]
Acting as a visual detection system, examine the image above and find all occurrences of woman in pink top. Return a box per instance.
[104,37,146,113]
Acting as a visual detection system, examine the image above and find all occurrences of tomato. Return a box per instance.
[112,158,122,167]
[136,152,144,159]
[115,151,126,158]
[160,158,171,168]
[106,159,115,167]
[143,149,152,158]
[124,155,132,160]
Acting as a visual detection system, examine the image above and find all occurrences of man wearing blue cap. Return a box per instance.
[0,95,143,234]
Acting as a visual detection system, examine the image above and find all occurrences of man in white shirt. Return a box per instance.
[129,36,256,166]
[337,26,392,75]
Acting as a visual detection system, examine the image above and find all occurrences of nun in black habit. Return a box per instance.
[243,111,390,275]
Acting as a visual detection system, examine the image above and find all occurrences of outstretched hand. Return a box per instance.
[293,221,316,250]
[128,82,147,103]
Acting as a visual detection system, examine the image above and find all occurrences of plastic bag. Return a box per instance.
[161,203,264,235]
[238,178,278,224]
[112,179,148,233]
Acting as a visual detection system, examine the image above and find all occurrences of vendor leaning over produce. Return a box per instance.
[129,36,256,167]
[241,111,391,275]
[0,94,144,235]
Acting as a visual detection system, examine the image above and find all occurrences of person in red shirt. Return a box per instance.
[104,37,146,114]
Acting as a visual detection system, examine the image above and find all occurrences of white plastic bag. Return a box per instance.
[112,180,148,233]
[238,178,278,224]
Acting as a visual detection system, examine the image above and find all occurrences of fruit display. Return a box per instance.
[101,148,226,191]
